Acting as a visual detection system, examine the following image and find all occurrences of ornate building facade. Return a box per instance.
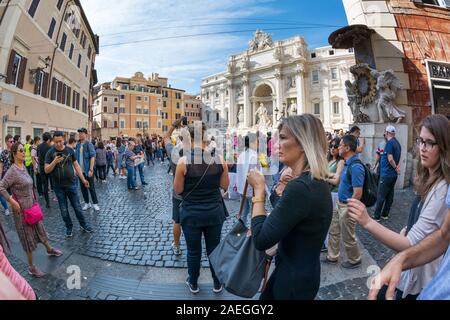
[201,30,355,133]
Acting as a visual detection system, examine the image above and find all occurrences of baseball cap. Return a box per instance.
[385,125,396,134]
[77,128,88,134]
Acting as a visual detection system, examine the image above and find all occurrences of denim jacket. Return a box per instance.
[75,141,96,176]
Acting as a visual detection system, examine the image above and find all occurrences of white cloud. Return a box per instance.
[80,0,283,94]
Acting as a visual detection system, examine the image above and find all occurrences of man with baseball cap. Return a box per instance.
[374,125,402,221]
[75,128,100,212]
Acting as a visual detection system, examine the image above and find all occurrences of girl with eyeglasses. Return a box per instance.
[347,114,450,299]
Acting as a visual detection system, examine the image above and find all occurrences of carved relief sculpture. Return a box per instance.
[376,70,406,123]
[249,29,274,52]
[255,103,272,128]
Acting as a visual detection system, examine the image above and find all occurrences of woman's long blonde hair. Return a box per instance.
[278,114,329,181]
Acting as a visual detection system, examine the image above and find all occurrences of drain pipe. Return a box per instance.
[0,0,12,26]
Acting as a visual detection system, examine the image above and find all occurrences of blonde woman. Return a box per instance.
[247,114,332,300]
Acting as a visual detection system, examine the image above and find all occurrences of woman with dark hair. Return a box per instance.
[96,141,107,183]
[0,143,62,277]
[247,114,332,300]
[348,114,450,299]
[173,123,229,294]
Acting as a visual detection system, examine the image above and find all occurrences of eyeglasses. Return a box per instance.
[18,149,25,153]
[416,137,437,151]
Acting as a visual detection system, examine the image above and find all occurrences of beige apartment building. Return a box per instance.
[184,94,202,125]
[92,72,185,139]
[0,0,98,142]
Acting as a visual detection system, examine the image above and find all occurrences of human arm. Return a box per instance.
[219,155,229,191]
[351,163,364,200]
[0,170,20,213]
[347,199,412,252]
[73,160,89,188]
[44,152,64,174]
[326,160,344,186]
[164,118,183,146]
[356,138,365,154]
[368,209,450,300]
[173,156,187,195]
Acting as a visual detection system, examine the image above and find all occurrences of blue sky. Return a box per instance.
[80,0,348,95]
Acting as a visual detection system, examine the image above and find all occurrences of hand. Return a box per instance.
[368,253,404,300]
[347,198,372,228]
[82,179,90,188]
[9,198,21,213]
[247,168,265,193]
[400,227,407,237]
[396,165,401,175]
[88,169,93,178]
[53,156,64,165]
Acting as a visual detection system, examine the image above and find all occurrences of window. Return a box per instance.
[80,31,87,49]
[69,44,74,59]
[312,70,319,84]
[216,92,219,98]
[206,92,209,99]
[329,50,335,56]
[311,52,316,59]
[48,18,56,39]
[136,96,142,101]
[103,106,108,113]
[60,33,67,51]
[28,0,40,18]
[77,54,81,68]
[331,67,338,81]
[421,0,450,7]
[65,86,71,106]
[6,50,27,88]
[120,120,125,129]
[163,101,167,108]
[216,113,220,122]
[61,84,68,105]
[72,91,80,110]
[313,102,321,115]
[51,78,60,101]
[114,107,118,113]
[143,109,149,115]
[56,0,64,10]
[114,98,118,102]
[120,94,125,100]
[34,70,45,95]
[103,97,108,102]
[144,96,149,102]
[85,65,88,78]
[33,128,44,138]
[82,97,87,113]
[103,121,108,128]
[175,114,181,120]
[7,127,21,137]
[176,102,180,109]
[333,101,340,115]
[136,108,142,114]
[119,107,125,113]
[114,121,118,128]
[143,122,149,129]
[158,122,161,129]
[136,121,142,129]
[87,46,92,60]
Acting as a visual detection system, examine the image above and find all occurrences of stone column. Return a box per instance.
[321,65,331,131]
[295,64,306,115]
[228,81,236,128]
[243,76,251,128]
[252,101,257,128]
[274,69,283,126]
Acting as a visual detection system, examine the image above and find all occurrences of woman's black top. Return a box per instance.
[252,172,332,300]
[180,149,226,227]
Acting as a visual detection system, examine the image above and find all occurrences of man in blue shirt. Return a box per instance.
[374,125,401,221]
[75,128,100,212]
[369,186,450,300]
[326,135,365,269]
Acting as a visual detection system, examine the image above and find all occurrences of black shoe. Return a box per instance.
[321,257,338,265]
[341,260,362,269]
[142,182,148,186]
[213,282,223,293]
[80,225,94,233]
[186,278,199,294]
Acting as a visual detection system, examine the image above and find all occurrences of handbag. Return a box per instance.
[13,192,43,225]
[134,156,145,167]
[209,181,272,298]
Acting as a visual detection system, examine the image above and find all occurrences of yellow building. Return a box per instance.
[0,0,99,140]
[161,85,184,133]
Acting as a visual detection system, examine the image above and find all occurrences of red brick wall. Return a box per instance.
[391,1,450,125]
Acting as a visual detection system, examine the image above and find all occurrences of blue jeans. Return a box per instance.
[53,182,89,232]
[134,163,146,184]
[182,223,223,286]
[240,195,252,226]
[127,166,137,189]
[0,195,8,210]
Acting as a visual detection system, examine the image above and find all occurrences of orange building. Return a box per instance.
[161,85,185,132]
[184,94,202,124]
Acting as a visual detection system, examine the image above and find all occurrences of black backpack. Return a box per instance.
[346,159,378,207]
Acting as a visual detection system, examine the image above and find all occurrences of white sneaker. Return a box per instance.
[92,204,100,211]
[82,203,91,211]
[4,209,10,216]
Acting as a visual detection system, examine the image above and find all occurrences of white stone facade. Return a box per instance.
[201,30,356,133]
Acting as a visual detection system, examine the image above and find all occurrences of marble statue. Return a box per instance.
[255,103,272,128]
[376,70,406,123]
[237,106,244,126]
[288,101,297,116]
[249,29,274,52]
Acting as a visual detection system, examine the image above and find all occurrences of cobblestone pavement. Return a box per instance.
[1,162,414,300]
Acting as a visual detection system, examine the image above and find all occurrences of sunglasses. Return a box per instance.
[330,145,339,149]
[7,140,14,143]
[18,148,25,153]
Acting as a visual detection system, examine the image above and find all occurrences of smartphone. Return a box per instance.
[182,116,188,126]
